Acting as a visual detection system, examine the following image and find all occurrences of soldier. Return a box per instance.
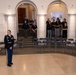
[4,30,14,67]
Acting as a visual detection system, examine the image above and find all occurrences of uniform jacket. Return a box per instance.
[4,35,14,49]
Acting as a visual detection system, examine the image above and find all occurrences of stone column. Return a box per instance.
[37,14,47,38]
[4,14,17,40]
[68,14,76,39]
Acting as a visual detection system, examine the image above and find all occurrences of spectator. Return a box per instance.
[51,19,56,37]
[22,20,29,37]
[55,18,61,37]
[31,21,37,38]
[62,18,68,38]
[46,21,52,38]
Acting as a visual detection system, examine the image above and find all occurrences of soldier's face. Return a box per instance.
[7,31,11,35]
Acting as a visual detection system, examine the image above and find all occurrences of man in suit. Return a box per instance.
[4,30,14,67]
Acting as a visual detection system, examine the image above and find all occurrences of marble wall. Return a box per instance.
[0,14,7,42]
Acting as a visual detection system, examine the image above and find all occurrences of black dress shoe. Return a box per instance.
[11,63,13,65]
[7,64,11,67]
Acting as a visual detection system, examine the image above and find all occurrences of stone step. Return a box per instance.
[17,36,34,48]
[23,39,33,41]
[23,44,34,46]
[23,41,33,43]
[17,45,34,48]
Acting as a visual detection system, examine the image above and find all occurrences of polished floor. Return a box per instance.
[0,53,76,75]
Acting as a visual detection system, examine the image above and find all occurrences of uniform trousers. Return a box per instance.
[6,49,13,65]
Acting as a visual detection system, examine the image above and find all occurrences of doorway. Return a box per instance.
[16,2,37,47]
[18,8,26,23]
[17,3,37,37]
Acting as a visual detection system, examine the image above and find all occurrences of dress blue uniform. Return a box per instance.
[4,35,14,66]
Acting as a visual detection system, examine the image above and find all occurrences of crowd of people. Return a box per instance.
[46,18,68,38]
[22,18,67,39]
[22,19,37,38]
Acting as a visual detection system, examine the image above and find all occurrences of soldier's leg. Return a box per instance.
[10,49,13,64]
[7,49,11,65]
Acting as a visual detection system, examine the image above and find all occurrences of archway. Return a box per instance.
[15,1,38,47]
[47,0,68,38]
[47,0,68,21]
[16,1,37,37]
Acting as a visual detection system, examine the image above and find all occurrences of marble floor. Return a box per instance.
[0,53,76,75]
